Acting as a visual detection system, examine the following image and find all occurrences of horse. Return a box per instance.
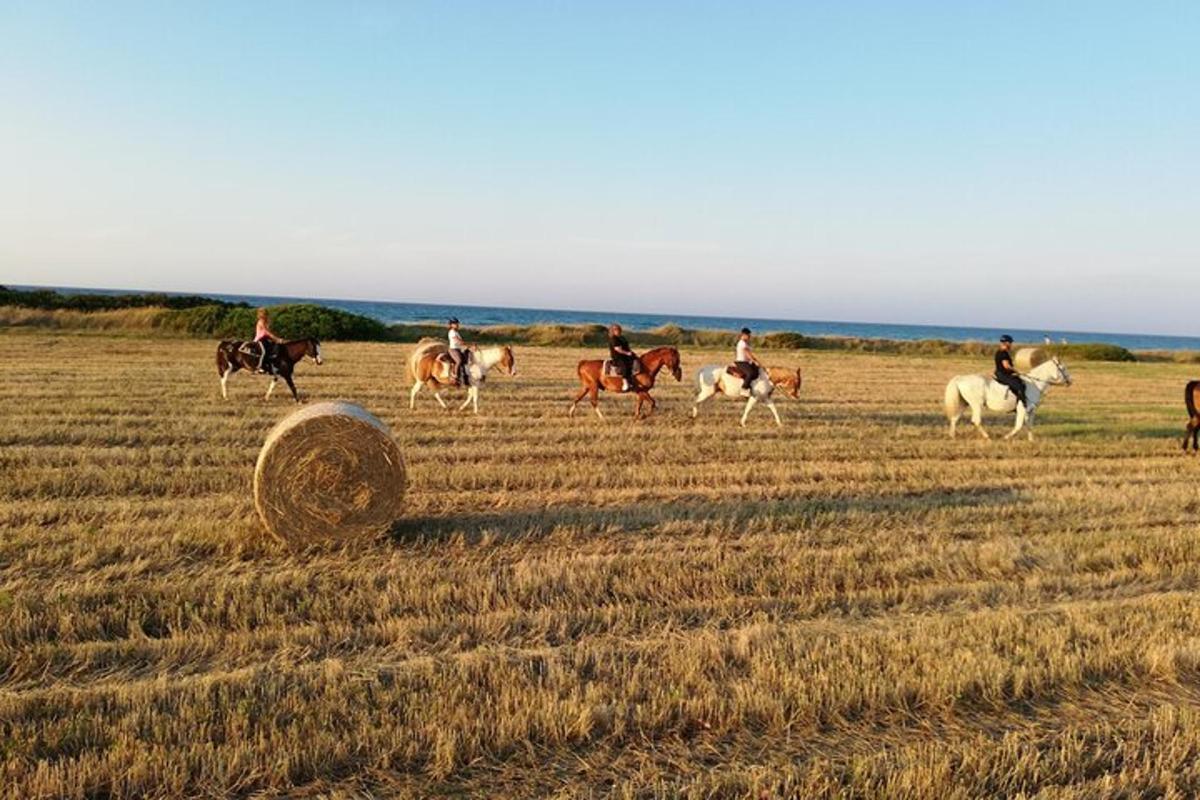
[569,346,683,420]
[216,337,322,403]
[944,356,1072,440]
[1181,381,1200,452]
[691,365,802,427]
[408,340,516,414]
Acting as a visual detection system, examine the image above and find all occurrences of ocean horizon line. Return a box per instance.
[11,283,1200,351]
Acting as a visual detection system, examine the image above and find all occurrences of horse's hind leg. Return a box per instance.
[409,381,422,410]
[591,387,604,419]
[569,386,589,417]
[264,377,278,401]
[220,367,233,399]
[970,404,989,440]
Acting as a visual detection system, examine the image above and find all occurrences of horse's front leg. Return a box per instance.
[766,399,782,427]
[640,392,656,419]
[692,383,716,418]
[1004,403,1027,440]
[740,396,758,427]
[284,372,300,403]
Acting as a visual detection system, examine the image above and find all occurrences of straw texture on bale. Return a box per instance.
[254,401,406,544]
[1013,347,1049,372]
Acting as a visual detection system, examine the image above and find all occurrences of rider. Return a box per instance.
[994,334,1028,411]
[608,323,637,392]
[254,308,282,373]
[733,327,763,396]
[447,317,470,386]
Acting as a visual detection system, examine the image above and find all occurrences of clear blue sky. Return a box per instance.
[2,1,1197,333]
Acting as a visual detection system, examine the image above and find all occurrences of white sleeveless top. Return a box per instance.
[736,339,751,362]
[448,329,465,349]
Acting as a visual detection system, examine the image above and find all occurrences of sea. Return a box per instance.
[20,285,1200,351]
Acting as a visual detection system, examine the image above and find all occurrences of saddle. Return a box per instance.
[238,341,274,374]
[602,358,643,378]
[435,349,473,384]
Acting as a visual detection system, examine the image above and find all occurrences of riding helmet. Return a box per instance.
[999,334,1014,343]
[448,317,459,325]
[740,327,752,335]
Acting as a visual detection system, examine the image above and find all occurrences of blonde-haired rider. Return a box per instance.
[254,308,283,373]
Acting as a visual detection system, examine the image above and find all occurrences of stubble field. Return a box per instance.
[3,330,1200,799]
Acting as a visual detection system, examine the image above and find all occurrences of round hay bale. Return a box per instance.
[1013,347,1049,372]
[254,401,406,545]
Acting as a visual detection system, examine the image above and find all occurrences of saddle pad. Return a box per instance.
[603,359,641,377]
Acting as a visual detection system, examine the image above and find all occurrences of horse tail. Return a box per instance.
[1186,381,1200,420]
[944,378,965,420]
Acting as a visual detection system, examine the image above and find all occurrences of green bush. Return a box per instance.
[0,285,234,312]
[159,304,389,341]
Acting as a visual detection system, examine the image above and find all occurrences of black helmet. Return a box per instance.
[999,334,1014,343]
[740,327,752,335]
[448,317,459,325]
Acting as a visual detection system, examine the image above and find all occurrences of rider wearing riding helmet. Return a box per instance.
[447,318,470,386]
[734,327,763,396]
[254,308,283,373]
[608,323,637,392]
[994,334,1028,411]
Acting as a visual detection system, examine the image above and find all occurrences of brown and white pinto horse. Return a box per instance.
[216,338,322,402]
[569,346,683,420]
[408,340,516,414]
[692,364,802,427]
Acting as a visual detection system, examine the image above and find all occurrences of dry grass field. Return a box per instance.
[4,329,1200,799]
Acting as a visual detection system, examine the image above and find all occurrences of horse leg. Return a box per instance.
[591,386,604,419]
[692,383,716,418]
[1026,409,1036,441]
[1004,403,1026,440]
[740,396,758,427]
[220,367,233,400]
[284,372,300,403]
[264,377,278,401]
[970,403,989,440]
[640,392,656,419]
[410,381,422,410]
[458,387,472,412]
[569,386,589,417]
[766,399,782,427]
[1193,420,1199,452]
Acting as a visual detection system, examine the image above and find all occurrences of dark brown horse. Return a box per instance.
[569,346,682,420]
[1183,380,1200,451]
[216,338,322,402]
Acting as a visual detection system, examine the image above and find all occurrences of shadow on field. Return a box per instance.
[388,486,1021,545]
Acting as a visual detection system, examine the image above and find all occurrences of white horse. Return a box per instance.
[692,365,794,427]
[408,341,516,414]
[944,357,1072,440]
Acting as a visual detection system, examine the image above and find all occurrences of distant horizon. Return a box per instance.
[12,281,1200,345]
[5,3,1198,338]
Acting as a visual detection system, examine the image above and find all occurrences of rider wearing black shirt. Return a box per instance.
[608,323,637,391]
[994,335,1028,410]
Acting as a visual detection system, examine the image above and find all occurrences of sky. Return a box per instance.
[2,1,1197,334]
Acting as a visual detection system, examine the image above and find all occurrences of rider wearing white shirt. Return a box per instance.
[447,318,469,385]
[734,327,762,395]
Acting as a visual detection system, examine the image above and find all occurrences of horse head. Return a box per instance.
[1051,357,1071,386]
[779,367,802,398]
[307,338,323,365]
[662,347,683,381]
[500,346,516,376]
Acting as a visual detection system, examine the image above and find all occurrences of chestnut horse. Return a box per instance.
[569,346,682,420]
[216,337,322,402]
[1182,381,1200,452]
